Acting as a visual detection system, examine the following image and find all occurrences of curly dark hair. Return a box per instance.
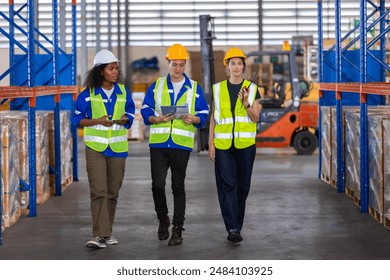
[83,64,122,88]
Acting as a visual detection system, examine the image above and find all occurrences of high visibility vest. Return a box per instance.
[212,80,257,150]
[149,77,197,149]
[84,84,128,153]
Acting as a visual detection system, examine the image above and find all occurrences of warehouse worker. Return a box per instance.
[208,47,261,243]
[141,43,209,246]
[72,49,135,249]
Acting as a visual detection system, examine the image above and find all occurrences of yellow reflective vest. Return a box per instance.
[84,84,128,153]
[149,77,197,149]
[212,80,257,150]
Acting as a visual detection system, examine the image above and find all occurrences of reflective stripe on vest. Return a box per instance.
[84,84,128,153]
[149,77,197,149]
[213,80,257,150]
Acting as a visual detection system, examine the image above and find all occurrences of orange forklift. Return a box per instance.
[246,50,319,155]
[197,15,318,155]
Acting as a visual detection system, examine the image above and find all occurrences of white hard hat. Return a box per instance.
[93,49,119,67]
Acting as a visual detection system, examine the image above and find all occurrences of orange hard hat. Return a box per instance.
[223,47,247,66]
[165,44,189,60]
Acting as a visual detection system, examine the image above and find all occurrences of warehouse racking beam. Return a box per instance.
[318,0,389,214]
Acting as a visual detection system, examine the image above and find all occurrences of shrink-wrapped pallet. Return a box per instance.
[330,106,359,188]
[48,111,73,194]
[0,120,21,228]
[383,119,390,230]
[320,106,332,183]
[128,91,145,141]
[0,112,29,213]
[0,148,3,233]
[344,111,361,204]
[35,111,51,204]
[344,107,390,207]
[368,113,390,224]
[0,111,51,206]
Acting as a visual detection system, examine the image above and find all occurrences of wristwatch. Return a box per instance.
[245,103,250,109]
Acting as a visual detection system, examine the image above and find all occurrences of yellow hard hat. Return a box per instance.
[223,47,247,66]
[165,44,189,60]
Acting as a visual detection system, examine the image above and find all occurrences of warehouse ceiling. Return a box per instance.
[0,0,387,48]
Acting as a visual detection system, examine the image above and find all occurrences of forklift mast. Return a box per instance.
[246,50,302,111]
[197,14,216,151]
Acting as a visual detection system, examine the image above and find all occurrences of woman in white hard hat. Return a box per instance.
[208,47,261,243]
[72,49,135,249]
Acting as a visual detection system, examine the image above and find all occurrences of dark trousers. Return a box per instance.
[85,147,126,237]
[150,148,191,228]
[214,144,256,232]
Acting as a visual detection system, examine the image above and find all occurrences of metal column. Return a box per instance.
[27,0,37,217]
[198,14,215,151]
[359,0,368,213]
[72,0,79,181]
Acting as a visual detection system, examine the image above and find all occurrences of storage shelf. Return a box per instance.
[317,1,390,215]
[0,0,78,246]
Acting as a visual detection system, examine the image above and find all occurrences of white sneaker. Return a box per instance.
[104,236,118,245]
[86,237,106,249]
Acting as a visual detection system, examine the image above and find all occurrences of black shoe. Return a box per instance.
[168,226,184,246]
[227,231,243,243]
[158,216,170,240]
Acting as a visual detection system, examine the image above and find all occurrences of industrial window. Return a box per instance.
[0,0,385,49]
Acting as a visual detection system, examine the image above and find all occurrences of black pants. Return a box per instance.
[150,148,191,228]
[214,144,256,232]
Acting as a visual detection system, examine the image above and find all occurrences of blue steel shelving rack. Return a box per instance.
[0,0,78,245]
[317,0,390,213]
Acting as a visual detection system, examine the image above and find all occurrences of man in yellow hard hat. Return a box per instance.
[141,43,209,246]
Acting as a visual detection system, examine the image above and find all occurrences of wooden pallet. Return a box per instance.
[321,173,330,184]
[50,175,73,195]
[345,186,361,208]
[369,206,383,224]
[331,179,337,189]
[63,175,73,187]
[61,175,73,193]
[383,215,390,231]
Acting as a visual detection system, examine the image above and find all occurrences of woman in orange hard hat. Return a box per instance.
[208,47,262,243]
[141,43,209,246]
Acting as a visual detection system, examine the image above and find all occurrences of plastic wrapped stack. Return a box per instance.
[383,119,390,230]
[0,109,73,231]
[127,91,145,141]
[0,120,21,229]
[367,112,390,224]
[320,106,332,183]
[344,110,362,205]
[48,111,73,193]
[330,106,359,189]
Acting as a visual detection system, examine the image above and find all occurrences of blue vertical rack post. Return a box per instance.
[318,0,389,213]
[334,0,344,194]
[27,0,37,216]
[71,0,79,182]
[317,0,323,179]
[359,0,369,213]
[53,0,62,196]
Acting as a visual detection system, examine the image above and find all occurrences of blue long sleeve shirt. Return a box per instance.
[141,73,209,151]
[72,83,135,157]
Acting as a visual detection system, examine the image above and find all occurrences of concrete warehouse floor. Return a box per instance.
[1,137,390,260]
